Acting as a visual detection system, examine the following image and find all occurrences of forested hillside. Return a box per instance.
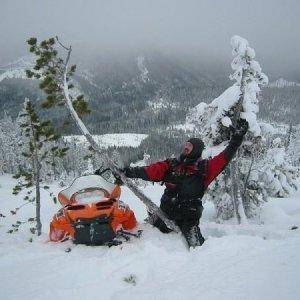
[2,52,299,136]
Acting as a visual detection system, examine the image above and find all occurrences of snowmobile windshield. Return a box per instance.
[73,188,109,204]
[58,175,116,205]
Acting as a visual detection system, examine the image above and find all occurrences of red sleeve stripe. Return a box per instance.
[204,151,228,188]
[145,161,170,182]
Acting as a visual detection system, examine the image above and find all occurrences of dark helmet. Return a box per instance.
[180,137,205,163]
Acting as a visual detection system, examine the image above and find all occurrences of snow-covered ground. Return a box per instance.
[63,133,148,149]
[0,174,300,300]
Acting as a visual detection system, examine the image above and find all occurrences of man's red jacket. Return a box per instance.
[144,149,227,190]
[124,133,243,199]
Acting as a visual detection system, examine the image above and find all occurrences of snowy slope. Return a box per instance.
[63,133,148,148]
[0,56,83,98]
[0,56,34,82]
[137,55,150,83]
[0,68,28,82]
[0,174,300,300]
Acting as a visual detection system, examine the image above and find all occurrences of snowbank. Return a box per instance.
[0,175,300,300]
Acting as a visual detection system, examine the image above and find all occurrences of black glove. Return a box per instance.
[120,166,149,180]
[235,118,248,136]
[225,119,248,161]
[121,167,138,178]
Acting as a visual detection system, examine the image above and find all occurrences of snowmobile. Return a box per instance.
[49,169,140,246]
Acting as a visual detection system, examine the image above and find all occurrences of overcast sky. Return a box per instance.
[1,0,299,78]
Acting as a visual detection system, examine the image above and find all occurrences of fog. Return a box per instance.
[1,0,300,78]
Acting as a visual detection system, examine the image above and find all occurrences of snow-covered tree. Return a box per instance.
[259,133,298,198]
[287,124,300,167]
[188,35,268,142]
[0,113,23,174]
[187,36,268,222]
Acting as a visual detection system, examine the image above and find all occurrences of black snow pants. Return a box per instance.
[153,193,204,235]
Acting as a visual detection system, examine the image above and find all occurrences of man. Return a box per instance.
[122,119,248,248]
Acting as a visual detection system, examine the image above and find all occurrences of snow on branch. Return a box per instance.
[187,35,268,144]
[230,35,268,136]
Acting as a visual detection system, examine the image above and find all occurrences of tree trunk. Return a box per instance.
[34,155,42,236]
[228,56,249,224]
[52,153,57,180]
[29,118,42,236]
[230,160,247,224]
[285,123,293,149]
[242,154,255,200]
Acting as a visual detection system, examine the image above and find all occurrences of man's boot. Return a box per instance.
[182,225,205,248]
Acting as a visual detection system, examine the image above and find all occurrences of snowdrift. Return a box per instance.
[0,175,300,299]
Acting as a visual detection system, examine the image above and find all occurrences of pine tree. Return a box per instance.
[26,37,90,116]
[11,99,68,236]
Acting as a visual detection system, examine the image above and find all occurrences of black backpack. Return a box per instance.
[73,215,116,246]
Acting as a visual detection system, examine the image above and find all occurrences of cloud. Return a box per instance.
[1,0,299,77]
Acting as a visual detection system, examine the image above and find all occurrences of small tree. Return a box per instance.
[260,136,298,198]
[11,98,68,236]
[287,124,300,166]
